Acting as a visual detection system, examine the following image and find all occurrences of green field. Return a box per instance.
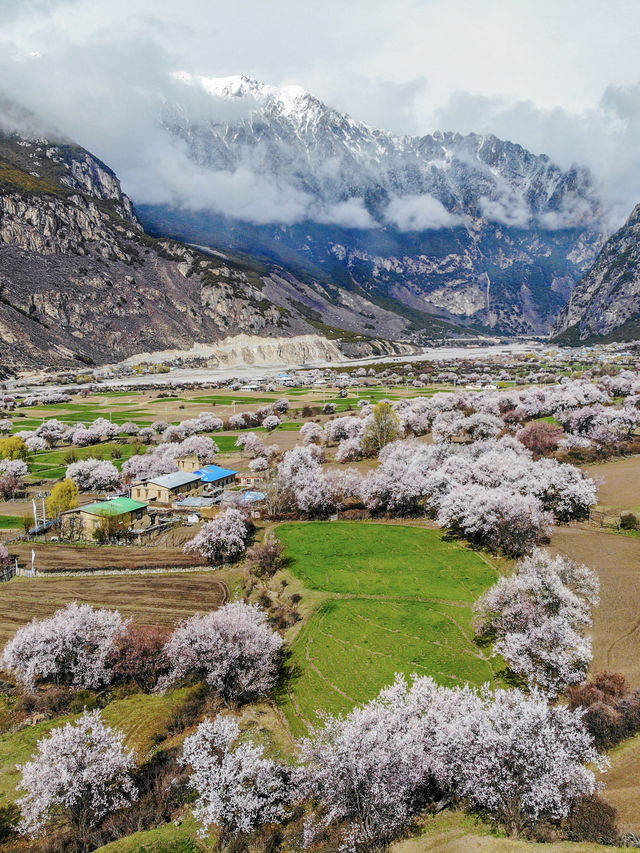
[276,522,497,736]
[0,515,23,529]
[0,687,196,808]
[27,442,141,481]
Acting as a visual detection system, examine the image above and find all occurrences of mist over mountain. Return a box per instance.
[133,74,604,335]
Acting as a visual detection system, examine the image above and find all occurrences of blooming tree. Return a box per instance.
[177,435,219,465]
[298,678,429,851]
[16,710,138,849]
[182,715,291,843]
[517,420,564,456]
[35,418,66,447]
[474,551,599,695]
[1,602,127,690]
[184,508,252,565]
[66,458,122,492]
[300,422,324,445]
[262,414,281,431]
[434,685,605,836]
[436,484,551,557]
[162,601,283,704]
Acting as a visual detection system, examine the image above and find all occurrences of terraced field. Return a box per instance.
[276,522,498,736]
[0,687,197,808]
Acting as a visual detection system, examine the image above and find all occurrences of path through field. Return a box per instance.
[10,542,201,572]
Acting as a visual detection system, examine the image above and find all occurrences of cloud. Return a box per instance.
[1,0,640,230]
[434,86,640,228]
[384,194,463,231]
[314,198,376,229]
[479,194,531,228]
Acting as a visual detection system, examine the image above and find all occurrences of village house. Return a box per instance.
[60,497,149,540]
[195,464,238,494]
[176,453,201,473]
[130,471,202,504]
[237,471,264,487]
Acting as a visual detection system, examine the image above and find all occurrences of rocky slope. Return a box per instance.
[138,74,606,335]
[0,130,428,370]
[553,203,640,343]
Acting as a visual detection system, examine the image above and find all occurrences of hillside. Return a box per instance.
[554,202,640,343]
[0,128,432,371]
[138,74,606,336]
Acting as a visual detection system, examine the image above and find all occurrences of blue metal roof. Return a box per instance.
[195,464,238,483]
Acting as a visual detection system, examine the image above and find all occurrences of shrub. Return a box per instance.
[0,804,19,844]
[564,794,619,845]
[107,624,170,693]
[620,512,640,530]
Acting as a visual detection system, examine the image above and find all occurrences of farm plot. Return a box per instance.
[0,572,228,649]
[9,541,201,573]
[550,526,640,685]
[27,441,140,481]
[276,522,497,736]
[585,455,640,515]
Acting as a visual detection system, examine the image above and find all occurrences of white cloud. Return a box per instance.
[384,194,462,231]
[314,198,376,229]
[479,194,531,228]
[1,0,640,227]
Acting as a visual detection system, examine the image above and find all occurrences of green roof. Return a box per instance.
[79,497,148,517]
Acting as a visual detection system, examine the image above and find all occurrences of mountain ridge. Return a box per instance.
[553,201,640,343]
[140,72,606,335]
[0,127,429,370]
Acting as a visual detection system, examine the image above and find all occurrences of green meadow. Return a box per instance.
[276,522,498,736]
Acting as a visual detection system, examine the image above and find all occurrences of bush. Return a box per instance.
[567,671,640,750]
[245,538,285,579]
[165,685,208,735]
[68,689,104,714]
[107,624,170,693]
[620,512,640,530]
[0,803,19,843]
[564,794,619,845]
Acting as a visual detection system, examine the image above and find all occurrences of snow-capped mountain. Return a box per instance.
[136,73,606,335]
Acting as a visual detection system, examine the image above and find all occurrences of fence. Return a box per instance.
[0,560,37,582]
[588,509,621,530]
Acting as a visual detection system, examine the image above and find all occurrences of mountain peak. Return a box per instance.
[172,71,313,117]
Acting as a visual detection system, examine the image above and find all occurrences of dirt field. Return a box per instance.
[585,455,640,515]
[551,526,640,685]
[552,522,640,832]
[10,542,202,573]
[0,572,229,649]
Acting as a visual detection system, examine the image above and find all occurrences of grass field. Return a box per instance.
[276,522,497,736]
[0,687,197,808]
[0,515,23,529]
[28,441,140,480]
[0,571,229,648]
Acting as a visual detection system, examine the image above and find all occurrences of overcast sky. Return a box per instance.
[2,0,640,223]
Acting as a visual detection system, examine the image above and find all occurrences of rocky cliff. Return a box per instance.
[0,130,425,370]
[553,203,640,342]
